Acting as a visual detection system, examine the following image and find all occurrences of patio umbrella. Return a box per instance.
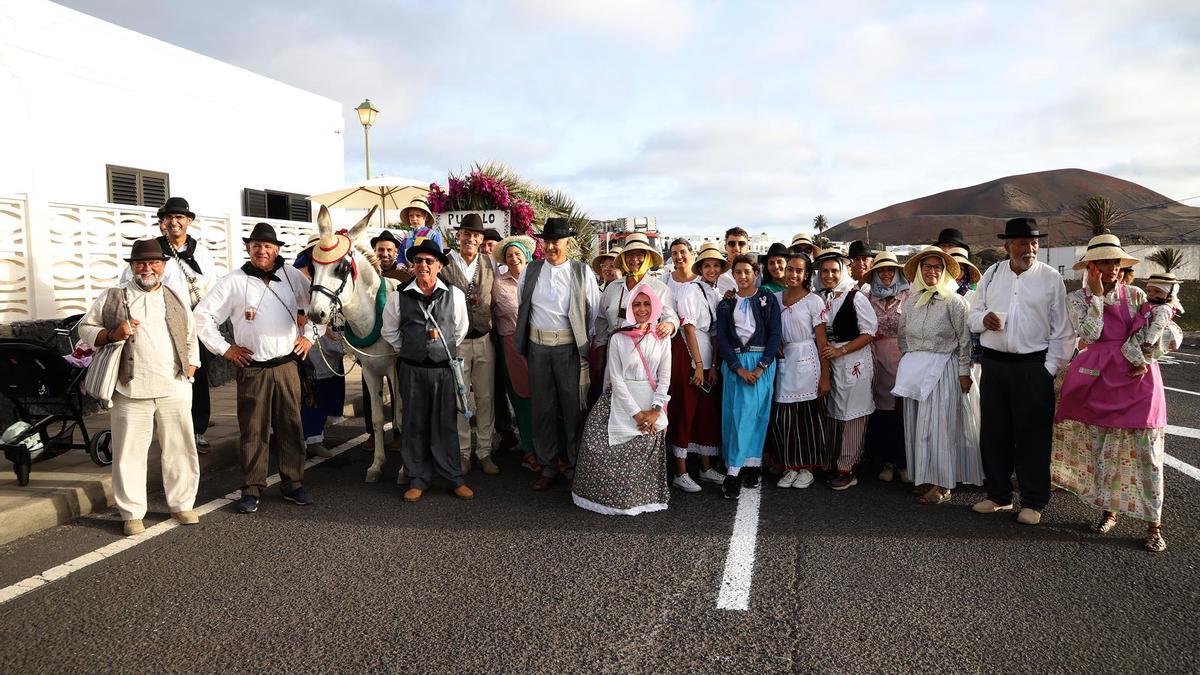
[308,176,429,229]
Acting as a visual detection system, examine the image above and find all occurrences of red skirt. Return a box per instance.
[665,334,721,458]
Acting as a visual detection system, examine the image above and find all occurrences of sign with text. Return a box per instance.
[437,210,511,238]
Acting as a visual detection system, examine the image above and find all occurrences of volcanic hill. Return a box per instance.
[825,168,1200,248]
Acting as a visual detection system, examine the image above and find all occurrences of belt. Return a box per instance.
[737,346,765,354]
[530,327,575,347]
[465,329,491,340]
[246,354,297,368]
[980,347,1046,363]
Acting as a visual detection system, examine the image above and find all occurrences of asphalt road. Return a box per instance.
[2,351,1200,673]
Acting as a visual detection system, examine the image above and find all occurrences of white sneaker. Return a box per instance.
[194,434,210,448]
[673,473,702,493]
[878,464,895,482]
[777,470,799,488]
[792,469,815,489]
[699,468,725,484]
[898,468,912,484]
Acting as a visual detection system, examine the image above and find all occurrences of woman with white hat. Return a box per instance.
[666,243,727,491]
[813,248,877,490]
[862,251,911,483]
[492,234,539,471]
[591,246,624,291]
[892,247,981,504]
[1052,234,1169,552]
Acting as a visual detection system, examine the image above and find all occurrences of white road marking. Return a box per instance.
[716,485,762,611]
[1165,454,1200,482]
[1167,425,1200,440]
[1165,386,1200,396]
[0,431,372,607]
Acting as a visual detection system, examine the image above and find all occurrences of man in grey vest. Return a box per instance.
[79,239,201,535]
[383,239,474,502]
[514,218,601,490]
[440,213,498,476]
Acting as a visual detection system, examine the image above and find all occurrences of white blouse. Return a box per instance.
[674,280,720,368]
[733,295,758,345]
[779,291,825,344]
[606,330,673,445]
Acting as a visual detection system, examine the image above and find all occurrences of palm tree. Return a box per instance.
[1071,195,1128,235]
[813,214,828,233]
[1147,247,1185,274]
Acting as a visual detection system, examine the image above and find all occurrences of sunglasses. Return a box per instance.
[727,241,749,248]
[412,256,439,266]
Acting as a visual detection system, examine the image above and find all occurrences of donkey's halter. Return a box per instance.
[310,253,357,308]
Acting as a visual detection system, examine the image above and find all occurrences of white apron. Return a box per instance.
[775,341,821,403]
[608,380,667,446]
[827,340,875,420]
[892,351,953,401]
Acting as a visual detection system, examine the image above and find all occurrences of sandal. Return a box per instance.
[917,488,951,505]
[912,483,932,495]
[1091,511,1118,534]
[1145,523,1167,553]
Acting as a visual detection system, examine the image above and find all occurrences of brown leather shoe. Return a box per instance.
[532,476,555,491]
[403,488,423,502]
[453,484,475,500]
[479,457,500,475]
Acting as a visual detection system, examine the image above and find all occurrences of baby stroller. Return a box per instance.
[0,314,112,486]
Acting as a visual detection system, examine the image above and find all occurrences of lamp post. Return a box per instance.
[355,98,380,180]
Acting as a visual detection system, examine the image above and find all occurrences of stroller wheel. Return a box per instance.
[14,462,30,486]
[88,430,113,466]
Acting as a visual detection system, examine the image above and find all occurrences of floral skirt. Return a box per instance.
[1051,420,1165,522]
[572,390,670,516]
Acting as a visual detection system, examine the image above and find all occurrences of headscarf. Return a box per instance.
[620,251,653,284]
[911,254,959,307]
[816,257,856,300]
[502,239,533,264]
[868,268,911,299]
[617,283,663,340]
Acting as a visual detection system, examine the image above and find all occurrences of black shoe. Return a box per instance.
[237,495,259,514]
[722,476,742,501]
[283,486,314,506]
[742,468,761,489]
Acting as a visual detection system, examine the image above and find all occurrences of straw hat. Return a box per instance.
[691,242,728,275]
[903,246,960,282]
[947,246,980,283]
[1146,271,1179,287]
[1072,234,1140,270]
[618,232,664,268]
[811,247,848,268]
[399,197,435,225]
[867,251,903,275]
[790,232,815,250]
[590,246,622,274]
[311,233,353,264]
[493,234,536,265]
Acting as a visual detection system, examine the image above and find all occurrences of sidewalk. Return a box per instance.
[0,378,372,546]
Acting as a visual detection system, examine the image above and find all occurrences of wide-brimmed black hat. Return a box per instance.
[935,227,968,250]
[370,229,402,248]
[406,238,449,266]
[483,228,502,242]
[458,213,486,233]
[157,196,195,220]
[847,240,880,258]
[540,217,577,240]
[758,242,792,264]
[125,238,168,262]
[243,222,285,246]
[998,217,1048,239]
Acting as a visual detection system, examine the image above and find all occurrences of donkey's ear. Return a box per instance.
[317,205,333,237]
[348,205,378,242]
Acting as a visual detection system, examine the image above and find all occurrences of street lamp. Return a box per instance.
[355,98,380,179]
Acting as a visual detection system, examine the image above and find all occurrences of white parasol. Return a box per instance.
[308,176,429,229]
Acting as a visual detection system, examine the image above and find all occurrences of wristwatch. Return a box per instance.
[651,404,663,412]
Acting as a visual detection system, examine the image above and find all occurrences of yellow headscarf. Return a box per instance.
[912,260,958,307]
[620,251,652,283]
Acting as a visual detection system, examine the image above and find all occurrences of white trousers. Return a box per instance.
[110,386,200,520]
[457,335,495,459]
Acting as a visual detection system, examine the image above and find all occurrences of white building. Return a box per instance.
[0,0,346,321]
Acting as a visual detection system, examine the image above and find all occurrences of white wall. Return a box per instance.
[1045,245,1200,281]
[0,0,344,216]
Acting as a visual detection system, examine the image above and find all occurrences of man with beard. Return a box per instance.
[968,217,1073,525]
[194,223,317,514]
[79,239,201,535]
[120,197,217,452]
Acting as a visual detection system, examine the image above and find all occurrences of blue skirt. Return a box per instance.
[721,352,776,473]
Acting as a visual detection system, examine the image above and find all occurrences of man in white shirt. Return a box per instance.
[513,218,601,490]
[119,197,218,452]
[79,239,201,536]
[194,222,317,514]
[717,226,751,295]
[968,217,1074,525]
[847,240,878,292]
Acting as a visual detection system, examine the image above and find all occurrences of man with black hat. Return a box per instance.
[120,196,218,453]
[440,213,499,475]
[935,227,970,255]
[382,238,474,502]
[194,222,318,514]
[514,217,601,490]
[481,228,503,269]
[847,240,878,291]
[79,239,201,535]
[968,217,1073,525]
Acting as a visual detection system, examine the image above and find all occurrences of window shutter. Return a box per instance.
[289,193,311,222]
[141,174,168,209]
[108,167,139,205]
[243,189,267,218]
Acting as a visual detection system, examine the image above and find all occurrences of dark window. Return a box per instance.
[106,165,169,208]
[242,188,311,222]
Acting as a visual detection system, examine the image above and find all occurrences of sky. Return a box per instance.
[59,0,1200,240]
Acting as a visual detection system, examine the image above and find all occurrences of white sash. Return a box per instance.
[892,351,952,401]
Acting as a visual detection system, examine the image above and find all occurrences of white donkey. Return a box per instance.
[306,205,402,483]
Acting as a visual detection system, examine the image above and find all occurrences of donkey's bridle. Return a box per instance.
[310,254,357,308]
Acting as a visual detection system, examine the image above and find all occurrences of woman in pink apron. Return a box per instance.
[1051,234,1168,552]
